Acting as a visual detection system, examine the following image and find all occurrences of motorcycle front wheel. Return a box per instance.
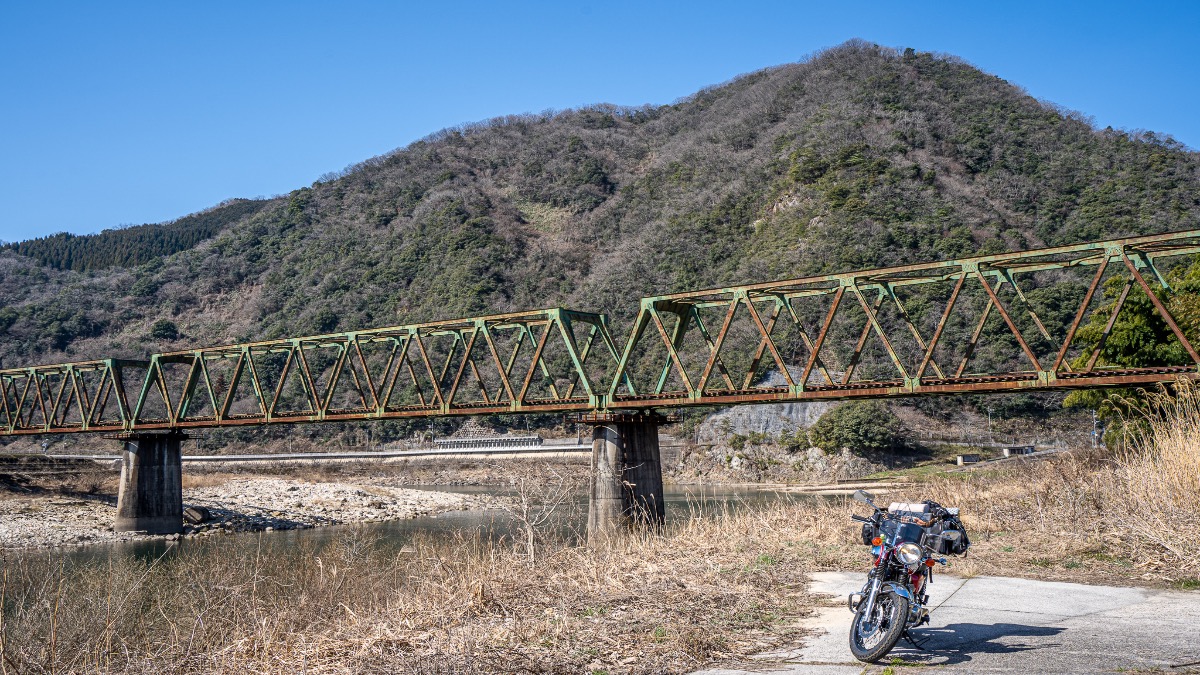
[849,589,908,663]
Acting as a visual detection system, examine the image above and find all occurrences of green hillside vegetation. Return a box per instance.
[3,198,266,272]
[1063,257,1200,440]
[1,41,1198,446]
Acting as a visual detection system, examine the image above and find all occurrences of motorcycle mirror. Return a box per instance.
[851,489,874,504]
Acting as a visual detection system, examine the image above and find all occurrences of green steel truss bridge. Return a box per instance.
[4,229,1199,437]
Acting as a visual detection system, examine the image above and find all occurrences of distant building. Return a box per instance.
[433,435,543,450]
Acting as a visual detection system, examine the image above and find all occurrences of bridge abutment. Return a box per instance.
[114,431,184,534]
[585,413,666,543]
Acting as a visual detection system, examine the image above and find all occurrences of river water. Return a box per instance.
[57,484,818,564]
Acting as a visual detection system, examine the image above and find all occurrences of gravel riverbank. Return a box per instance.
[0,477,505,550]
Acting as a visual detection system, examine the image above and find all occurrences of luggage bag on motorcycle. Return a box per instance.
[887,502,933,523]
[923,517,971,556]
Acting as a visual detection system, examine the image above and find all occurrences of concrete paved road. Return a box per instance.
[698,571,1200,674]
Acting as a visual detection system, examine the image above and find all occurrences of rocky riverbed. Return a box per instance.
[0,478,505,550]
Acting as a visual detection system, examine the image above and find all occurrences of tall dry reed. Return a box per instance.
[5,388,1197,673]
[1109,379,1200,562]
[0,498,842,675]
[880,379,1200,581]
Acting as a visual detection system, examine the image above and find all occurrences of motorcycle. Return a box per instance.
[846,489,970,663]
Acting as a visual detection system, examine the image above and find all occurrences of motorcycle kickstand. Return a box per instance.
[902,629,929,650]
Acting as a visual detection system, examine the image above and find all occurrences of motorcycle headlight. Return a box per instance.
[896,542,923,566]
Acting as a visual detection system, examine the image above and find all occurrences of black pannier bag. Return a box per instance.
[922,512,971,556]
[930,528,969,555]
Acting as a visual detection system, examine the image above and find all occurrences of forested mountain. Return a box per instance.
[1,41,1198,441]
[3,199,266,273]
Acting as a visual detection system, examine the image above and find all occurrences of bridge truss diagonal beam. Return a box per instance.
[0,309,622,435]
[603,228,1200,409]
[2,229,1200,435]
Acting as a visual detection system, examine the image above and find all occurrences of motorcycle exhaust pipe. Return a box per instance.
[908,603,928,624]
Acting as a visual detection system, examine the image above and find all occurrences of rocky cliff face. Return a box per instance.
[670,442,883,483]
[693,401,837,445]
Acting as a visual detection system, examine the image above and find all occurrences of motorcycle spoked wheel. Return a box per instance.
[849,589,909,663]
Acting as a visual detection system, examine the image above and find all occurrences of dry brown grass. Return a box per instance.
[1108,381,1200,563]
[0,498,844,674]
[868,381,1200,584]
[0,457,117,500]
[3,386,1196,672]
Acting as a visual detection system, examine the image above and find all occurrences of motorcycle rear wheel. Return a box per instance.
[849,589,908,663]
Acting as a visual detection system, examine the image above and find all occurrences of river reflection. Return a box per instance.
[57,484,820,564]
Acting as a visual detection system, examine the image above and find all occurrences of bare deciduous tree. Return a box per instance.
[492,461,584,558]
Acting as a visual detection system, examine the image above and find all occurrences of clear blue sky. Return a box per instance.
[2,1,1198,242]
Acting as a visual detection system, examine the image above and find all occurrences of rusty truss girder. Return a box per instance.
[605,229,1200,408]
[0,309,622,435]
[2,230,1200,435]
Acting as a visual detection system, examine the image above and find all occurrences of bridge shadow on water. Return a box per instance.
[183,503,332,531]
[887,622,1066,666]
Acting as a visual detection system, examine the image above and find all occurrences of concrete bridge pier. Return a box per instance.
[585,413,666,543]
[114,431,184,534]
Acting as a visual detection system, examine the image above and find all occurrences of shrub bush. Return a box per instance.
[149,319,179,341]
[808,401,904,454]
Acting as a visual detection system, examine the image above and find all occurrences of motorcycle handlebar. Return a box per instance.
[850,515,871,523]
